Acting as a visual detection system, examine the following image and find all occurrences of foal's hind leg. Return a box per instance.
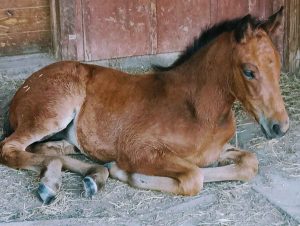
[0,133,65,203]
[61,156,109,198]
[1,135,108,203]
[29,140,77,156]
[38,156,109,203]
[38,157,63,204]
[29,141,76,203]
[30,141,109,200]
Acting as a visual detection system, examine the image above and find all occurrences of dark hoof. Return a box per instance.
[37,183,56,204]
[103,162,113,169]
[83,176,98,197]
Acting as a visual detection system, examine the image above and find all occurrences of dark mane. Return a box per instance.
[153,15,264,71]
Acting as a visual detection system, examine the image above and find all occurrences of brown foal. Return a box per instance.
[0,7,289,204]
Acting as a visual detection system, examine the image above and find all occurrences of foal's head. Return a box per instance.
[230,7,289,139]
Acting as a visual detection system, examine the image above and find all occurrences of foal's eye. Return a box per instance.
[243,69,255,80]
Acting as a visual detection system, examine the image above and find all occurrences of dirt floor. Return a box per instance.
[0,54,299,225]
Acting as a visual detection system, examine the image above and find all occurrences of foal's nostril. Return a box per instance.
[272,124,282,136]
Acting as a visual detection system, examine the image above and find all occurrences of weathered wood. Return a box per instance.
[248,1,284,61]
[211,0,248,23]
[270,0,285,62]
[82,0,152,61]
[47,0,287,65]
[0,7,50,34]
[149,0,157,55]
[0,31,51,56]
[248,0,271,17]
[56,0,84,60]
[1,0,51,56]
[284,0,300,72]
[0,0,49,9]
[49,0,60,58]
[157,0,210,53]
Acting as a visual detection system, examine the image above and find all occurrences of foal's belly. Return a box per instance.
[76,130,117,162]
[75,110,118,162]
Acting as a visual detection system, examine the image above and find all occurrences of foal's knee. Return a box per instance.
[177,168,204,196]
[0,142,25,168]
[238,152,258,181]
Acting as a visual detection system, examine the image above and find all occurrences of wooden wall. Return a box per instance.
[51,0,285,63]
[1,0,298,73]
[284,0,300,72]
[0,0,51,56]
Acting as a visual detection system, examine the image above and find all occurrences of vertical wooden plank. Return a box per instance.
[59,0,84,60]
[248,0,284,61]
[284,0,300,72]
[271,0,285,62]
[50,0,60,58]
[212,0,249,23]
[157,0,210,53]
[82,0,152,61]
[249,0,273,18]
[74,0,84,60]
[210,0,218,25]
[149,0,157,55]
[263,0,274,17]
[248,0,265,17]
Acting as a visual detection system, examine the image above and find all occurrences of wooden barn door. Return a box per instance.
[0,0,51,56]
[52,0,285,62]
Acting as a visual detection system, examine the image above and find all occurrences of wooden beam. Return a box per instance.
[284,0,300,72]
[49,0,84,60]
[0,0,51,56]
[0,0,49,9]
[0,31,51,56]
[49,0,60,59]
[0,7,50,34]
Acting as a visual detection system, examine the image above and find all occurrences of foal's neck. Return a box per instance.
[168,33,235,122]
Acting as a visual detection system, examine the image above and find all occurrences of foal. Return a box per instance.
[0,7,288,204]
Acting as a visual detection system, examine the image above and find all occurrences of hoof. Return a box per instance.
[83,176,98,197]
[103,162,113,169]
[37,183,56,204]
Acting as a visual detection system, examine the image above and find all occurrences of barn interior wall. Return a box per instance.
[52,0,285,63]
[0,0,51,56]
[1,0,297,72]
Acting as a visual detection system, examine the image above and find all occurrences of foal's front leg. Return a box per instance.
[109,152,205,196]
[202,145,259,182]
[108,145,258,195]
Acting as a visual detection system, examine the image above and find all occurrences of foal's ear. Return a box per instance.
[234,14,253,43]
[261,6,284,34]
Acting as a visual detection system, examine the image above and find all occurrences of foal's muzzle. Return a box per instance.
[259,117,289,140]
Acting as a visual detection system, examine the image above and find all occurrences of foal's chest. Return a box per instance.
[186,116,236,167]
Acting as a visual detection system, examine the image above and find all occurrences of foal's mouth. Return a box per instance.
[260,124,273,140]
[259,118,287,140]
